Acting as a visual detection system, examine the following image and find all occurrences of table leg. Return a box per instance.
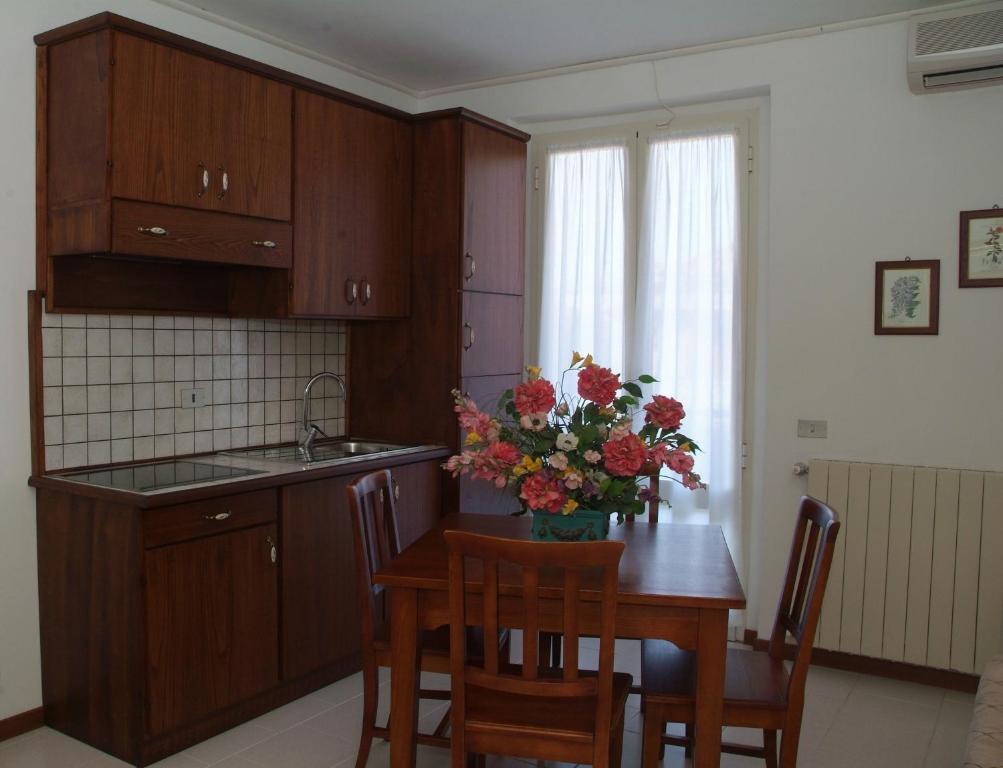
[693,608,728,768]
[389,587,420,768]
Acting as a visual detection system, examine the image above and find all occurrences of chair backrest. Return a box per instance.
[768,495,841,705]
[444,530,625,764]
[346,469,402,648]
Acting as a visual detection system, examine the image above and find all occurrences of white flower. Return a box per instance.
[548,452,569,471]
[555,432,579,451]
[519,413,548,431]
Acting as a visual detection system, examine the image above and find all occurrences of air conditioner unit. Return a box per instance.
[908,1,1003,93]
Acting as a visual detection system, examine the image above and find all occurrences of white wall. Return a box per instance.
[0,0,415,722]
[421,22,1003,638]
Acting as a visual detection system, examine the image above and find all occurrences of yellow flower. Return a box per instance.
[570,351,594,368]
[464,431,482,446]
[525,365,542,380]
[562,499,579,516]
[512,455,543,477]
[678,442,692,452]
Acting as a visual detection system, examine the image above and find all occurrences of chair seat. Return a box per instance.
[641,640,788,711]
[466,669,633,742]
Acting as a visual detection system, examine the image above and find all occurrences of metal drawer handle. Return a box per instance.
[393,480,400,501]
[464,252,476,281]
[218,168,229,199]
[137,226,169,236]
[359,279,372,305]
[197,162,210,198]
[252,240,277,248]
[463,322,475,351]
[203,511,232,521]
[266,536,277,564]
[345,278,358,305]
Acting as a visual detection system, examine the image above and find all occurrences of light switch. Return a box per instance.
[797,419,827,438]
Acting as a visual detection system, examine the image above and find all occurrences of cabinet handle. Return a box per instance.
[345,278,358,305]
[393,480,400,501]
[203,511,231,521]
[252,240,277,248]
[464,252,477,281]
[463,322,475,351]
[197,162,210,198]
[218,167,229,199]
[359,279,372,305]
[137,226,169,236]
[266,536,277,564]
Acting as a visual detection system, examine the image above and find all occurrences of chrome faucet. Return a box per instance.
[299,371,347,458]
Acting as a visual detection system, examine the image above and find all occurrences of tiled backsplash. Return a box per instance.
[40,313,348,470]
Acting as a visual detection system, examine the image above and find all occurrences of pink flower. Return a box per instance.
[564,470,584,489]
[602,434,648,477]
[583,449,602,464]
[610,422,631,440]
[485,441,520,466]
[577,365,620,406]
[453,394,498,440]
[666,449,694,474]
[681,472,702,490]
[514,379,556,416]
[520,472,567,513]
[548,452,569,471]
[643,395,685,430]
[519,413,548,431]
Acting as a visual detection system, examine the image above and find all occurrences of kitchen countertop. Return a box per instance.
[29,440,451,508]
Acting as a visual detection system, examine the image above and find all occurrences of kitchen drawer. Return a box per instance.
[143,488,278,548]
[111,199,292,269]
[460,292,524,377]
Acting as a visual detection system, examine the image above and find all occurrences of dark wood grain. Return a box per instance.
[36,489,144,763]
[145,523,279,735]
[0,708,43,743]
[461,120,527,295]
[111,200,292,268]
[143,488,277,548]
[280,476,361,680]
[35,46,49,294]
[210,64,292,221]
[461,292,525,377]
[292,90,411,317]
[391,460,444,549]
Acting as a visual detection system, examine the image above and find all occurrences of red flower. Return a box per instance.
[643,395,685,430]
[666,449,694,474]
[514,378,556,416]
[578,365,620,406]
[484,441,520,466]
[602,434,647,477]
[520,472,567,513]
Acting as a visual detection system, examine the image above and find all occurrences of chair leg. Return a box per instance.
[779,723,802,768]
[354,663,379,768]
[610,710,626,768]
[764,729,778,768]
[684,722,694,758]
[641,704,664,768]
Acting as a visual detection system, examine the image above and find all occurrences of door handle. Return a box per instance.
[217,167,229,199]
[252,240,277,248]
[463,322,475,351]
[359,279,372,305]
[197,162,210,198]
[266,536,277,564]
[202,511,231,521]
[345,278,358,305]
[137,226,169,236]
[464,252,476,281]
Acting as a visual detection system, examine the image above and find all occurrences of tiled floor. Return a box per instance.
[0,641,973,768]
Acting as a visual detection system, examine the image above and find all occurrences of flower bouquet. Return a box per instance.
[443,353,704,541]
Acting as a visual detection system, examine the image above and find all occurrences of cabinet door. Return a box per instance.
[145,524,278,734]
[461,121,526,295]
[292,91,411,317]
[458,374,523,515]
[461,292,524,378]
[390,460,442,550]
[111,34,213,210]
[210,65,292,221]
[280,477,360,680]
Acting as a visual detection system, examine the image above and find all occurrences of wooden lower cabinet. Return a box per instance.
[145,524,279,734]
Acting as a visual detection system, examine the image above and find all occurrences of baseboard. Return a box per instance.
[0,707,44,743]
[742,630,979,693]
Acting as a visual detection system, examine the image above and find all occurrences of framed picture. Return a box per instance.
[874,259,940,335]
[960,207,1003,287]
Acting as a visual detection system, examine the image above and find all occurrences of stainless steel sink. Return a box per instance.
[222,439,418,465]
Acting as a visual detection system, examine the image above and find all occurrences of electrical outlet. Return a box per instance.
[797,419,827,438]
[181,387,207,409]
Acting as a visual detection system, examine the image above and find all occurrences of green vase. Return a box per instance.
[531,509,610,541]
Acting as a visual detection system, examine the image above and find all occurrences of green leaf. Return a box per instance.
[497,389,514,410]
[623,382,643,397]
[638,374,657,384]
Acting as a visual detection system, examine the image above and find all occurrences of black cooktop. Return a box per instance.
[61,459,264,493]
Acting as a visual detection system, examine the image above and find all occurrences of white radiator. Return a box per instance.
[807,460,1003,675]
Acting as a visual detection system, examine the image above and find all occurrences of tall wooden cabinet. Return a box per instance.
[350,110,529,515]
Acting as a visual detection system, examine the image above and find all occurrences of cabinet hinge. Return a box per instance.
[533,166,540,191]
[747,145,754,174]
[741,441,749,469]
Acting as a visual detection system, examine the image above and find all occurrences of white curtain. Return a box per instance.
[632,131,743,575]
[539,142,627,381]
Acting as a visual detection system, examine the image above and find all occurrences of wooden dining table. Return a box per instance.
[374,512,746,768]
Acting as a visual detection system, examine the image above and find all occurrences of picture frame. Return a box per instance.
[959,207,1003,287]
[874,259,940,335]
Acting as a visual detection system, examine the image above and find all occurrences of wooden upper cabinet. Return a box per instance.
[292,90,412,318]
[110,34,292,221]
[461,121,526,296]
[110,34,214,211]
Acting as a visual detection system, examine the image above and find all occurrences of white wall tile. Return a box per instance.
[111,412,133,440]
[87,385,110,413]
[111,438,133,462]
[63,357,86,386]
[87,413,110,441]
[110,315,132,329]
[133,356,153,382]
[61,329,85,357]
[194,431,213,453]
[175,432,195,455]
[86,315,110,328]
[109,329,132,356]
[174,329,194,355]
[133,329,153,355]
[86,328,109,356]
[110,384,132,411]
[154,434,175,457]
[87,441,111,465]
[63,443,87,468]
[63,386,87,415]
[45,445,63,470]
[134,410,154,437]
[154,408,174,435]
[43,387,62,416]
[133,437,154,460]
[87,357,110,385]
[132,316,153,329]
[43,416,62,446]
[110,357,132,384]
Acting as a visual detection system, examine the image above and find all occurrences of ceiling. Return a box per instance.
[167,0,951,93]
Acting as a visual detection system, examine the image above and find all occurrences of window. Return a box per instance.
[530,113,753,577]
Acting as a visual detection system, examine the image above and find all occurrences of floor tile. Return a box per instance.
[181,722,275,765]
[236,723,355,768]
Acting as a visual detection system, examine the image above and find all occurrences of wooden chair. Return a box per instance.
[348,470,508,768]
[639,495,841,768]
[444,530,632,767]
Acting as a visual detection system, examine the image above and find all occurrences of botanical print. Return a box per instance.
[882,267,931,327]
[967,216,1003,279]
